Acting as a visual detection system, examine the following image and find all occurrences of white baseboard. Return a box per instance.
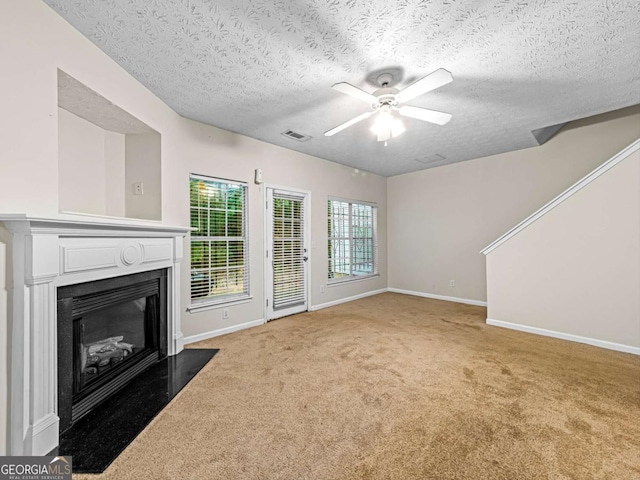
[486,318,640,355]
[309,288,389,311]
[30,413,59,456]
[183,318,266,345]
[388,288,487,307]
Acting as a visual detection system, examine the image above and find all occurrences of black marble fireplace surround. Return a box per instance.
[58,348,218,473]
[57,269,168,433]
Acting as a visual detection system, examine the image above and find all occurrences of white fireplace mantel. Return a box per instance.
[0,214,191,456]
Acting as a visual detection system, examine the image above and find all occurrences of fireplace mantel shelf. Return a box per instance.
[0,213,192,235]
[1,213,189,457]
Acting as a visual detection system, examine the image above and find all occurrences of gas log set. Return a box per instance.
[81,336,136,380]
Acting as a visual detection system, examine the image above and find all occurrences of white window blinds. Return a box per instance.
[328,198,378,283]
[189,174,249,305]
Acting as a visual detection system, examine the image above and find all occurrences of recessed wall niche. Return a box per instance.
[57,70,161,221]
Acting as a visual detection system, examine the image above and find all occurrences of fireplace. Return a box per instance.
[57,269,168,432]
[0,214,190,456]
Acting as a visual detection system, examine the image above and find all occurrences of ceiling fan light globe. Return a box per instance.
[392,119,406,138]
[370,111,395,135]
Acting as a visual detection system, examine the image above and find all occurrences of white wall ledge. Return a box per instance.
[481,138,640,255]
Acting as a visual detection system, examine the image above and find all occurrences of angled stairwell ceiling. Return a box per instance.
[43,0,640,176]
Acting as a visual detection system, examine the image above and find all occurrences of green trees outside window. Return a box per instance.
[190,175,249,304]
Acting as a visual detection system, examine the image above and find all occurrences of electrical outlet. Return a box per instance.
[450,280,455,287]
[133,182,144,195]
[320,285,325,294]
[222,308,229,319]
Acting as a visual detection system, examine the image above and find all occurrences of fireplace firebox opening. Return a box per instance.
[57,269,168,433]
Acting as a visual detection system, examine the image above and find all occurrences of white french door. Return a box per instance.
[265,187,310,320]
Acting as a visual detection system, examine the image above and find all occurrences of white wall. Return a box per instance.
[166,118,387,338]
[387,105,640,303]
[105,131,126,217]
[0,1,179,217]
[58,108,107,215]
[59,105,160,220]
[486,147,640,351]
[125,133,161,221]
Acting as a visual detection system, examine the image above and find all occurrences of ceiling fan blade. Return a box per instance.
[398,105,452,125]
[331,82,378,104]
[396,68,453,104]
[324,111,375,136]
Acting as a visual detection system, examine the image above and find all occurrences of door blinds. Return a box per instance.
[272,192,306,310]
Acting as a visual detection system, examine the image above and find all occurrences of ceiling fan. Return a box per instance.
[324,68,453,144]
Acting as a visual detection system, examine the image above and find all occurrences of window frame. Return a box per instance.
[188,173,251,311]
[327,196,379,285]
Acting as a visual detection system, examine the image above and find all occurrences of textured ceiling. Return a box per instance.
[44,0,640,176]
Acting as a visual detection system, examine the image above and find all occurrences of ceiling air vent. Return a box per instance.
[415,153,446,164]
[281,130,311,142]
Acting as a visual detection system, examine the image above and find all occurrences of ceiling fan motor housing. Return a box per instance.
[372,87,399,109]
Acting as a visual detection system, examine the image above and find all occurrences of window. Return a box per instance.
[189,174,249,307]
[328,198,378,283]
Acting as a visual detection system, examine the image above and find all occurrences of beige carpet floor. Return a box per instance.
[75,293,640,479]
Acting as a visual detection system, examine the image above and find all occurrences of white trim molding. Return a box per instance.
[183,318,266,345]
[309,288,388,311]
[481,138,640,255]
[486,318,640,355]
[388,288,487,307]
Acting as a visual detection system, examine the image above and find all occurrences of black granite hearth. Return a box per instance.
[58,348,218,473]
